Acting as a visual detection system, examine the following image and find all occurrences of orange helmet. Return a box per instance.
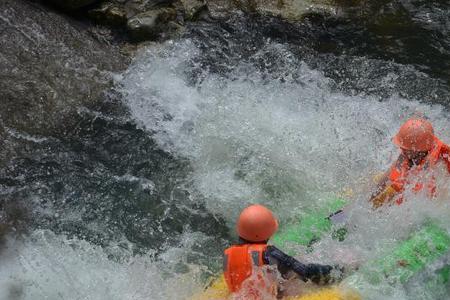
[237,204,278,242]
[393,118,435,152]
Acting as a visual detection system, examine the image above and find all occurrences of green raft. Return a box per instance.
[271,198,450,285]
[361,222,450,284]
[271,198,347,250]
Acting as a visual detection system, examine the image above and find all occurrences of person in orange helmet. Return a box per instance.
[370,117,450,208]
[223,204,341,298]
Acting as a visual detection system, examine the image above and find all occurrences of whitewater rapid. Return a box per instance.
[2,20,450,300]
[116,36,450,299]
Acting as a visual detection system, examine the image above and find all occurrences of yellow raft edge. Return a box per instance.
[190,274,362,300]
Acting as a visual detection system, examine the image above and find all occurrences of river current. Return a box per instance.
[1,2,450,300]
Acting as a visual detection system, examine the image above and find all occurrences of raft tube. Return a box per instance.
[272,198,450,285]
[193,198,450,299]
[190,274,361,300]
[354,222,450,285]
[271,198,347,250]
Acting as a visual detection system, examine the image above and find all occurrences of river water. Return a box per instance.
[1,1,450,299]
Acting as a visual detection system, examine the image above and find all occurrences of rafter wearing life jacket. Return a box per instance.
[223,204,341,298]
[371,118,450,208]
[224,243,275,299]
[389,137,450,204]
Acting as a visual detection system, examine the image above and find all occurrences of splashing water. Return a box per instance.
[0,230,206,300]
[117,29,450,299]
[2,10,450,300]
[119,38,450,220]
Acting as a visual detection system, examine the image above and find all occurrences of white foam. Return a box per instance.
[117,38,450,299]
[0,230,205,300]
[119,39,450,223]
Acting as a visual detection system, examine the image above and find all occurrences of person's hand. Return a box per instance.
[306,264,335,284]
[371,185,396,208]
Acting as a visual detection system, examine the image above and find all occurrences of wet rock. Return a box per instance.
[205,0,236,18]
[0,126,15,170]
[89,2,127,25]
[46,0,100,10]
[126,8,177,41]
[181,0,207,20]
[0,0,127,143]
[124,0,177,18]
[232,0,335,20]
[0,0,128,240]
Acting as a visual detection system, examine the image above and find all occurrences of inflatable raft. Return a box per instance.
[271,198,347,250]
[192,198,450,299]
[190,274,361,300]
[273,198,450,285]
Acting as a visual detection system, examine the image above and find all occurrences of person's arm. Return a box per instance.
[369,157,402,208]
[440,143,450,174]
[369,171,389,198]
[263,245,341,284]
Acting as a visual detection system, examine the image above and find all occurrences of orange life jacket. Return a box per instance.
[389,137,444,203]
[223,244,267,293]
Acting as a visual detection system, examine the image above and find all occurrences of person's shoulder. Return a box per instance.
[224,244,242,253]
[436,137,450,152]
[440,143,450,159]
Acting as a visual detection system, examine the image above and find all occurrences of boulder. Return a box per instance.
[181,0,207,20]
[204,0,236,18]
[124,0,177,18]
[46,0,100,10]
[126,8,177,41]
[89,2,127,25]
[231,0,335,20]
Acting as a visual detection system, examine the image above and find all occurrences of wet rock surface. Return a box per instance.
[0,0,230,254]
[31,0,450,87]
[46,0,100,10]
[88,2,128,25]
[0,0,125,241]
[181,0,208,20]
[127,8,177,41]
[0,0,127,137]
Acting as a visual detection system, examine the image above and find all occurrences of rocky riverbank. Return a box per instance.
[38,0,347,43]
[0,0,127,242]
[0,0,232,253]
[32,0,450,87]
